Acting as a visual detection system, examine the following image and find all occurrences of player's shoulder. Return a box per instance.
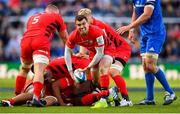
[69,29,78,37]
[90,25,103,32]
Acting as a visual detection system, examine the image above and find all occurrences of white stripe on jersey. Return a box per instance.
[135,4,144,7]
[147,0,155,1]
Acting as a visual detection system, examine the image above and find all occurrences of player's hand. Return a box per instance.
[128,30,135,44]
[116,25,131,35]
[69,70,75,80]
[82,67,90,75]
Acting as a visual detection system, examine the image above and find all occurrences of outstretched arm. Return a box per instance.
[87,46,104,68]
[51,80,66,106]
[64,45,74,78]
[59,30,69,44]
[117,5,154,35]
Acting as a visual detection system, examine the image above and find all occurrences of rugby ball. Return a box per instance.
[73,69,87,83]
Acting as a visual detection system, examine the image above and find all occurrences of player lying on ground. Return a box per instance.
[0,80,58,107]
[38,56,119,106]
[0,56,119,107]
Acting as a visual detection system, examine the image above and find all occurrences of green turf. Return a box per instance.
[0,91,179,113]
[1,78,180,88]
[0,79,180,113]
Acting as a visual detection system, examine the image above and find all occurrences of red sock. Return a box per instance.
[112,75,128,95]
[100,74,110,96]
[9,99,15,105]
[33,81,43,100]
[15,76,26,95]
[81,93,102,105]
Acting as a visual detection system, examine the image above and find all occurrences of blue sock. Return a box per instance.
[154,68,173,94]
[145,72,155,100]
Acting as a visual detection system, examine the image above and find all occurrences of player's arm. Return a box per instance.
[128,6,137,44]
[129,6,137,32]
[64,45,74,78]
[117,1,154,34]
[128,4,154,29]
[57,15,69,44]
[59,30,69,44]
[51,80,66,106]
[86,35,105,68]
[87,46,104,69]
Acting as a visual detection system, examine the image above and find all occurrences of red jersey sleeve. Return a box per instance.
[90,26,105,47]
[66,31,76,49]
[54,14,67,32]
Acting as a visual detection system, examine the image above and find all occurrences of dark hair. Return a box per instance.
[75,15,88,22]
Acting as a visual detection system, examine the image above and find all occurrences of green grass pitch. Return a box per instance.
[0,79,180,113]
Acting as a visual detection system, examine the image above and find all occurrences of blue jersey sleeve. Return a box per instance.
[145,0,155,6]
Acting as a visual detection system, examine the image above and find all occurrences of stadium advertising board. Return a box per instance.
[0,63,179,80]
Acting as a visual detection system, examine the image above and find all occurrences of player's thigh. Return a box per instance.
[99,55,113,74]
[20,38,33,66]
[32,37,50,64]
[110,60,124,77]
[144,53,158,73]
[99,55,113,67]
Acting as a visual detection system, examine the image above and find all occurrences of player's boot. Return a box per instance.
[163,92,177,105]
[107,86,119,102]
[26,97,45,107]
[138,99,155,105]
[91,98,108,108]
[0,100,13,107]
[119,98,133,107]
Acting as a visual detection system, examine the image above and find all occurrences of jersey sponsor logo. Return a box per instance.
[135,0,144,7]
[149,47,155,51]
[96,35,104,45]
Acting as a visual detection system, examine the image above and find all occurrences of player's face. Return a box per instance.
[76,19,89,36]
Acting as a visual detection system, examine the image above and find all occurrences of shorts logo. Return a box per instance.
[149,47,155,51]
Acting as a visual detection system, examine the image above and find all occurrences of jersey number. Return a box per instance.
[32,16,40,24]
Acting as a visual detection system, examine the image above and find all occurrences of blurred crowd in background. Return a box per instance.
[0,0,179,63]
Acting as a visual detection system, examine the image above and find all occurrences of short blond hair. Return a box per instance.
[45,4,59,14]
[78,8,92,16]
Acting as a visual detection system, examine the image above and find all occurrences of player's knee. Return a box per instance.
[109,69,116,77]
[99,66,109,75]
[146,64,158,73]
[20,61,32,74]
[21,67,30,73]
[109,64,123,77]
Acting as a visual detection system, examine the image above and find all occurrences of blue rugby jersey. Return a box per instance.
[132,0,166,36]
